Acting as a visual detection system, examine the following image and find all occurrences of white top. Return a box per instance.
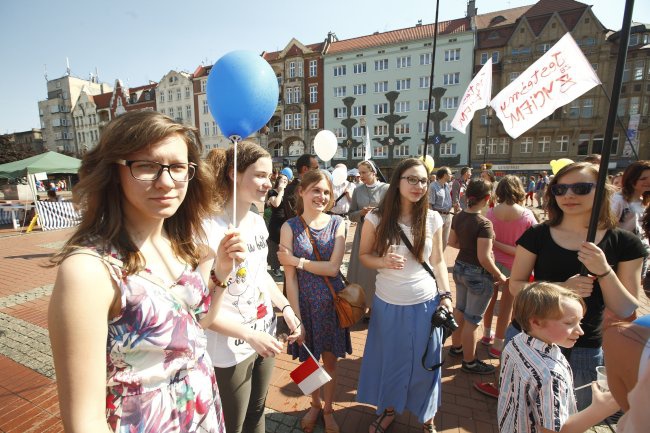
[330,180,355,215]
[365,209,442,305]
[611,192,645,235]
[203,212,276,368]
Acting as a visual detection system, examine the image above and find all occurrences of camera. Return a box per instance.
[431,306,458,336]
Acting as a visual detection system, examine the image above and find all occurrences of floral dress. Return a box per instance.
[93,247,225,433]
[286,216,352,362]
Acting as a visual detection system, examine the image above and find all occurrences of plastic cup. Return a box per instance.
[389,244,408,259]
[596,366,608,392]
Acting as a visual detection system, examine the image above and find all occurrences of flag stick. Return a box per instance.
[422,0,440,159]
[584,0,635,261]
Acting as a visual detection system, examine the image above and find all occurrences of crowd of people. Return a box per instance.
[47,110,650,433]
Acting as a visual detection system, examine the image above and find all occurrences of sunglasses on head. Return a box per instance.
[550,182,595,196]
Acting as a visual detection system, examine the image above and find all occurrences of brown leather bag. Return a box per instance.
[299,217,366,328]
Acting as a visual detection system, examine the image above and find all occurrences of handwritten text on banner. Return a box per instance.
[451,58,492,134]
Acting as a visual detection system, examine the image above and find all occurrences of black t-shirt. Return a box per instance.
[283,179,300,218]
[267,189,286,243]
[517,224,647,348]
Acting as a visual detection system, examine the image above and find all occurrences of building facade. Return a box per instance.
[156,70,195,128]
[192,64,231,154]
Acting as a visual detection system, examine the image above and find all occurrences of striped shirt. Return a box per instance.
[498,333,577,433]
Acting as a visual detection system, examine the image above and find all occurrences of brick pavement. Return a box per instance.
[0,213,644,432]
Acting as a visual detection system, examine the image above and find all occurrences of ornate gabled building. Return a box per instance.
[156,70,195,128]
[471,0,617,175]
[262,38,328,168]
[192,64,231,154]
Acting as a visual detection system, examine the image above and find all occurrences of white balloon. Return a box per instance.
[313,130,338,162]
[332,165,348,186]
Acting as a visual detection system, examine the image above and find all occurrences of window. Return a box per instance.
[374,81,388,93]
[394,144,409,157]
[176,107,183,120]
[294,87,301,102]
[185,86,190,98]
[512,46,532,56]
[499,138,510,154]
[445,48,460,61]
[186,105,191,119]
[623,62,630,82]
[629,33,640,46]
[352,145,364,158]
[373,145,387,158]
[557,135,569,152]
[375,59,388,71]
[492,51,500,64]
[309,85,317,103]
[568,100,580,119]
[374,103,389,115]
[169,107,174,118]
[203,99,209,114]
[618,98,628,116]
[160,108,165,115]
[160,92,165,103]
[309,112,319,129]
[294,113,302,129]
[418,121,433,133]
[442,97,458,109]
[298,62,303,77]
[577,134,590,156]
[177,89,181,100]
[309,60,317,77]
[200,80,207,93]
[582,99,594,118]
[419,76,431,89]
[537,43,552,53]
[352,126,364,137]
[396,56,411,68]
[537,136,551,153]
[271,143,283,157]
[395,101,410,113]
[353,84,367,95]
[633,60,644,81]
[334,128,346,138]
[212,122,218,136]
[334,86,346,97]
[352,105,367,117]
[353,62,367,74]
[440,120,453,133]
[204,122,210,136]
[168,90,173,101]
[480,52,489,65]
[333,65,346,76]
[520,137,532,153]
[374,123,388,136]
[395,123,410,135]
[334,107,347,118]
[630,96,640,115]
[420,53,431,65]
[284,114,293,130]
[396,78,411,90]
[443,73,460,85]
[286,88,293,104]
[592,134,604,154]
[272,118,281,132]
[439,143,456,156]
[289,62,296,78]
[509,72,520,83]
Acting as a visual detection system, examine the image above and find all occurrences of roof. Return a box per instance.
[92,92,112,109]
[474,5,533,30]
[523,0,587,18]
[326,18,470,55]
[0,151,81,178]
[262,40,325,61]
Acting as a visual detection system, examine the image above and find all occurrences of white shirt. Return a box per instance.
[203,212,276,367]
[330,180,355,215]
[365,210,442,305]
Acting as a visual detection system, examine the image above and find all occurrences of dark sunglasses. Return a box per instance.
[550,182,595,196]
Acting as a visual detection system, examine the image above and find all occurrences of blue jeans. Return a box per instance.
[453,260,495,325]
[568,346,603,411]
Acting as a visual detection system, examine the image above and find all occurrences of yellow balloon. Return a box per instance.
[420,155,435,173]
[550,158,574,175]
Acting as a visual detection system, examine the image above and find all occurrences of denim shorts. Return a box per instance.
[452,260,495,325]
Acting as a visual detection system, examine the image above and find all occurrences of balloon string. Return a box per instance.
[233,137,238,229]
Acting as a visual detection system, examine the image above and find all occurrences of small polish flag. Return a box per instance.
[289,344,332,395]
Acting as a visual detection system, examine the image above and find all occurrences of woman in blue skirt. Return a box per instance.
[358,158,452,433]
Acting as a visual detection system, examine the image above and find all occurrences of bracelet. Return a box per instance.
[281,304,292,314]
[440,292,453,301]
[595,267,612,279]
[210,269,230,288]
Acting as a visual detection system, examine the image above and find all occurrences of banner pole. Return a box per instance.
[584,0,635,263]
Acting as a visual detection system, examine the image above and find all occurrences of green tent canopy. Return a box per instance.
[0,151,81,179]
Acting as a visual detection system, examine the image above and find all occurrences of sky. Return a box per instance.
[1,0,648,134]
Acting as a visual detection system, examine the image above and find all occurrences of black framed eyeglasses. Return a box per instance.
[550,182,595,196]
[115,159,197,182]
[401,176,428,186]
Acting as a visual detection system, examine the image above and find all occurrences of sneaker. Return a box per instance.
[480,336,493,346]
[448,346,463,357]
[473,382,499,398]
[462,359,496,375]
[488,347,502,359]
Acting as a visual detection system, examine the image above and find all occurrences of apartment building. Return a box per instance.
[192,64,231,154]
[262,38,327,167]
[157,70,194,127]
[471,0,616,174]
[38,74,111,154]
[323,18,474,173]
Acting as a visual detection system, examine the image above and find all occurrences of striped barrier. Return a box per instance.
[35,201,80,231]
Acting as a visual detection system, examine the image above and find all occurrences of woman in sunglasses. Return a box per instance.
[509,161,647,410]
[48,111,246,432]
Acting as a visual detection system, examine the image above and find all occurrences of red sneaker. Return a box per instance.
[474,382,499,399]
[480,336,494,346]
[488,347,502,359]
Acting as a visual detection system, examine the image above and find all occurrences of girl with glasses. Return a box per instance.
[509,162,647,410]
[48,111,246,433]
[357,158,451,433]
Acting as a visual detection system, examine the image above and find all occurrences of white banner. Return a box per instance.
[490,32,601,139]
[364,124,372,161]
[451,58,492,134]
[623,113,640,157]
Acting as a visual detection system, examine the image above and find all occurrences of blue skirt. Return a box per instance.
[357,295,443,423]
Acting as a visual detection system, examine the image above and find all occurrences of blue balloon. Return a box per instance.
[634,314,650,328]
[207,51,279,139]
[280,167,293,181]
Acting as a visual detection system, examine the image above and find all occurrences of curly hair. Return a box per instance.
[621,161,650,206]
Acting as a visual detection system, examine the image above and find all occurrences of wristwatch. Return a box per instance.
[297,257,305,270]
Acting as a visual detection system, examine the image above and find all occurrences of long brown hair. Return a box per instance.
[51,111,213,273]
[206,141,270,213]
[295,170,334,215]
[374,158,429,261]
[621,160,650,206]
[545,162,616,229]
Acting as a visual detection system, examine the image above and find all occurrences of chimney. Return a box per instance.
[467,0,477,18]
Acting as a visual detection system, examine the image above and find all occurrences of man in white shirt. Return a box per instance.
[329,164,355,235]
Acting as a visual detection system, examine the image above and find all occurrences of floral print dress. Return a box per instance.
[96,247,225,433]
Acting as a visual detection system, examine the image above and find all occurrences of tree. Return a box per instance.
[0,135,45,164]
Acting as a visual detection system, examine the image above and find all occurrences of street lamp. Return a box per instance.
[483,106,493,166]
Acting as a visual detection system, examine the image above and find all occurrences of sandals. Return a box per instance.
[301,401,322,433]
[323,408,340,433]
[370,409,395,433]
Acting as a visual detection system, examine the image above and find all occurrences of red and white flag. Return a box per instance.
[490,32,601,139]
[451,58,492,134]
[289,345,332,395]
